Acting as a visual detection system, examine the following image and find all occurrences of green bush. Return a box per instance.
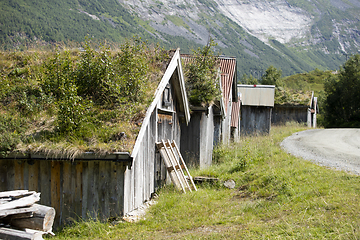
[184,39,221,106]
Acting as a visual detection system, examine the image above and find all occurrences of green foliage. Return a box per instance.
[115,39,149,102]
[323,54,360,127]
[0,39,167,154]
[261,65,283,87]
[0,113,30,152]
[240,73,258,85]
[184,39,221,106]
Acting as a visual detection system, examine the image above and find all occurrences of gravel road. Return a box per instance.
[281,129,360,175]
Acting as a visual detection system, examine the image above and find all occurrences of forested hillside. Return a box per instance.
[1,0,360,77]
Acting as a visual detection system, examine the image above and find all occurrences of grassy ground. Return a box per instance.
[49,123,360,239]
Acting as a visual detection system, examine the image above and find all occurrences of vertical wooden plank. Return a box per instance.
[81,161,88,220]
[93,161,99,219]
[62,161,75,223]
[0,160,7,191]
[87,161,99,220]
[99,161,110,220]
[6,160,15,191]
[14,160,25,190]
[51,161,61,227]
[40,161,51,206]
[28,160,39,192]
[74,161,83,221]
[116,163,125,216]
[23,160,29,190]
[109,162,117,218]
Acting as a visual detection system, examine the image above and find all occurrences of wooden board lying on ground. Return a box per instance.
[0,190,55,239]
[156,140,197,193]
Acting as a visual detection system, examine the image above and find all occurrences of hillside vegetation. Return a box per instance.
[2,0,359,77]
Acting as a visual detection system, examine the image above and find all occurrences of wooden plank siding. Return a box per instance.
[0,159,127,229]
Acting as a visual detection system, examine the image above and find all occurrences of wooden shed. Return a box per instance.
[238,84,275,135]
[179,56,238,169]
[0,49,190,228]
[272,91,318,127]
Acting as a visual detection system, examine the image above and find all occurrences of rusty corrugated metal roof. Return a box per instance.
[237,84,275,107]
[231,100,240,128]
[221,73,231,113]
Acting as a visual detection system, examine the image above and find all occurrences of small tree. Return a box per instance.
[241,73,258,85]
[184,40,220,106]
[261,66,283,87]
[323,54,360,127]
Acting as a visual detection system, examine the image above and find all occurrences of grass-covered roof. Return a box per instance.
[0,39,170,159]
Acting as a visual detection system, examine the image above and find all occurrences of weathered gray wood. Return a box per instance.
[28,161,40,192]
[39,161,51,207]
[0,205,36,217]
[0,227,43,240]
[74,161,83,221]
[81,161,89,219]
[0,190,34,199]
[157,141,185,192]
[14,160,25,191]
[0,192,40,211]
[50,161,61,227]
[117,163,125,216]
[62,161,72,223]
[172,140,197,191]
[1,212,33,221]
[99,161,110,220]
[6,160,15,191]
[9,204,55,232]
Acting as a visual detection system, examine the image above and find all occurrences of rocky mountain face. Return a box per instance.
[118,0,360,74]
[1,0,359,76]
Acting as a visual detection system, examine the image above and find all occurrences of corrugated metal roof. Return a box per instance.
[231,100,240,128]
[219,57,237,103]
[238,84,275,107]
[221,73,232,113]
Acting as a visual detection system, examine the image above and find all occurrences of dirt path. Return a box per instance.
[281,129,360,175]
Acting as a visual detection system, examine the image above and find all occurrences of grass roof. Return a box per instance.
[0,40,170,159]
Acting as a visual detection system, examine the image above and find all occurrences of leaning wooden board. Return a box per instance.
[156,140,197,193]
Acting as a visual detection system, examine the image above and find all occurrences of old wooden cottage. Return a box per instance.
[238,84,275,135]
[179,55,238,169]
[0,49,190,227]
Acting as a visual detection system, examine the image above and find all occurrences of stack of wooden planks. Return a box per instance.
[0,190,55,240]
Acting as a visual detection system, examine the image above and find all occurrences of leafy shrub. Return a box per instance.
[0,113,29,152]
[184,39,221,106]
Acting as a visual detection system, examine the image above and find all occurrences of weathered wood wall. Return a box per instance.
[123,75,182,214]
[272,105,308,125]
[180,106,214,169]
[240,106,272,135]
[0,159,126,228]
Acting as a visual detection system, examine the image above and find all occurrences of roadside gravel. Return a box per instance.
[281,129,360,175]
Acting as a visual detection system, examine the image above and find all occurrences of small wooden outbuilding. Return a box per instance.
[238,84,275,135]
[0,49,191,228]
[272,91,318,127]
[179,56,238,169]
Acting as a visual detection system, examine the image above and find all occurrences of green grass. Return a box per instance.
[50,123,360,239]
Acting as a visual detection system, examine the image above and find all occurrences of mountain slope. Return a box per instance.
[1,0,360,77]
